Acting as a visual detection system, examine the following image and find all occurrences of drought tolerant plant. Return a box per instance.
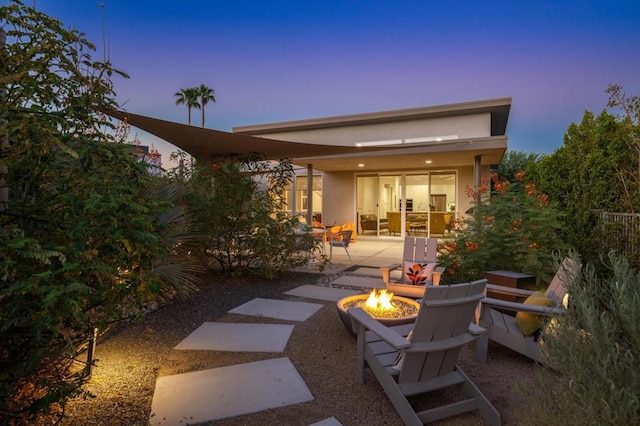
[168,153,321,278]
[528,252,640,425]
[438,171,569,286]
[0,2,200,423]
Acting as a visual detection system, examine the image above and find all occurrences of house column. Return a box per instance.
[473,155,482,213]
[474,155,482,190]
[307,164,313,223]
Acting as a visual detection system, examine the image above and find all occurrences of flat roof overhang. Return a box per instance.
[234,97,511,137]
[102,96,509,172]
[291,136,508,172]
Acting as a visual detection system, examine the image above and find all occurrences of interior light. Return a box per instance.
[355,139,403,147]
[405,135,459,144]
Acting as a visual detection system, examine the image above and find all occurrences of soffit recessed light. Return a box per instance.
[425,160,433,164]
[358,163,365,167]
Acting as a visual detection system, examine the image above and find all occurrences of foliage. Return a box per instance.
[167,154,323,279]
[529,253,640,425]
[495,150,543,182]
[438,171,569,287]
[529,86,640,266]
[0,2,200,422]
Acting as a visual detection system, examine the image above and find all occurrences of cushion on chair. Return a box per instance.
[404,261,436,285]
[515,292,554,336]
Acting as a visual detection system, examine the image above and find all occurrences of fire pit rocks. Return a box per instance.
[336,289,420,336]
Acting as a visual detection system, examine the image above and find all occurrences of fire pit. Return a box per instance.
[336,289,420,336]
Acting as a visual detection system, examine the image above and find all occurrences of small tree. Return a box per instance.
[1,3,200,422]
[170,154,320,278]
[438,171,569,286]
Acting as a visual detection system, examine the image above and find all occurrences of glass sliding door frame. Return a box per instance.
[356,170,457,237]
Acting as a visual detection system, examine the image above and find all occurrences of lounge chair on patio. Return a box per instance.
[349,280,501,425]
[474,257,580,363]
[381,237,445,299]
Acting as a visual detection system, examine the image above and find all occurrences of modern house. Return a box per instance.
[233,97,511,237]
[105,96,511,238]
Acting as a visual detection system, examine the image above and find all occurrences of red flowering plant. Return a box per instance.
[438,171,569,286]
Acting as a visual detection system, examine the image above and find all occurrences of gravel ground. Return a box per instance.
[59,270,542,426]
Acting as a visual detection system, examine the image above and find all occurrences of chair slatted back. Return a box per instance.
[402,237,438,263]
[401,237,438,284]
[544,257,579,307]
[398,280,486,384]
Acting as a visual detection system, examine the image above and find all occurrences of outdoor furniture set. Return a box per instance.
[343,236,579,425]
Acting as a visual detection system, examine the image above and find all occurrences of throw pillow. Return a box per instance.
[515,292,554,336]
[404,261,436,285]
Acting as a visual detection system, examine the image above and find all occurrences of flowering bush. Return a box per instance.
[438,171,569,287]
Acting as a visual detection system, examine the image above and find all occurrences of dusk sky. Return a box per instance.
[15,0,640,167]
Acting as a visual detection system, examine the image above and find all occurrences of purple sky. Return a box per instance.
[20,0,640,167]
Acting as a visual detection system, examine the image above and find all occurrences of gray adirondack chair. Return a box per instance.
[474,257,579,364]
[349,280,501,425]
[381,237,445,299]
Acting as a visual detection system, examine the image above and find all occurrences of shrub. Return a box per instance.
[529,253,640,425]
[169,154,323,278]
[0,3,201,422]
[438,171,569,286]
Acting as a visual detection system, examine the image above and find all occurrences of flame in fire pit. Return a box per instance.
[365,289,394,310]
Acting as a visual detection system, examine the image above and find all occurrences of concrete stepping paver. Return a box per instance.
[329,275,385,290]
[310,417,343,425]
[173,322,294,352]
[228,297,323,321]
[150,357,313,425]
[284,285,362,302]
[349,267,383,277]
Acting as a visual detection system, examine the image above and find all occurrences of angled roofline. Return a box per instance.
[234,97,512,137]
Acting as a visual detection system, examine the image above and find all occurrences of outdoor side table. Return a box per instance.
[484,270,536,302]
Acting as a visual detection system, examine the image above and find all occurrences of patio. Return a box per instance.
[61,237,540,425]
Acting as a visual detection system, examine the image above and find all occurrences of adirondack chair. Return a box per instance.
[380,237,445,299]
[349,280,501,425]
[474,257,579,364]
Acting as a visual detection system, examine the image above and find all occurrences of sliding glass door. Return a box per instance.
[356,171,456,237]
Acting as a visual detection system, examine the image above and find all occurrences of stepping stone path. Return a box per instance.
[149,265,386,425]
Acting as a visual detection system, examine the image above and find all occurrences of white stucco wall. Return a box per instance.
[321,172,356,227]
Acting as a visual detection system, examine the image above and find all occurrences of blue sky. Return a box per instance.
[12,0,640,167]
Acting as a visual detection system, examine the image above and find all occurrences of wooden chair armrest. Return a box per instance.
[432,266,446,286]
[406,333,477,353]
[485,283,535,298]
[380,263,402,285]
[468,323,487,335]
[349,308,411,350]
[481,297,565,316]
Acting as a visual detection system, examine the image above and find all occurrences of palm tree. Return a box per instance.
[195,84,216,128]
[174,88,200,126]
